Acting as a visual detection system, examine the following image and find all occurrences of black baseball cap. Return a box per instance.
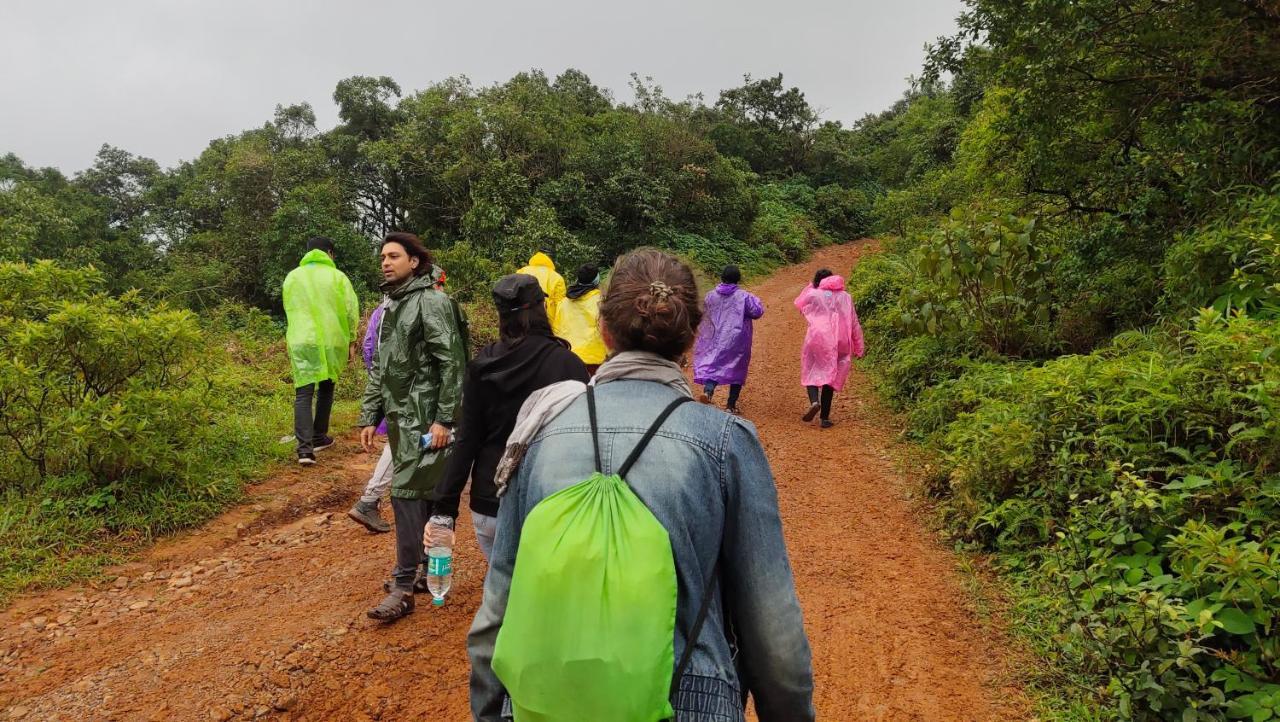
[492,274,546,314]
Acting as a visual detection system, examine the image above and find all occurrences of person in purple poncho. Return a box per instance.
[693,265,765,415]
[347,297,394,532]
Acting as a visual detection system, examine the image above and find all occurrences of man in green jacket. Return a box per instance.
[359,231,468,621]
[282,237,359,466]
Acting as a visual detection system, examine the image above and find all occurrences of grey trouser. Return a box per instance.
[390,496,431,591]
[360,443,395,504]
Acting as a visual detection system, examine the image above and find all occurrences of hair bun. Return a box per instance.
[600,249,702,361]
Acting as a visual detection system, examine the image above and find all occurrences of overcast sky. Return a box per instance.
[0,0,962,174]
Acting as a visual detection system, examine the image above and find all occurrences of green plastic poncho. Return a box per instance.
[282,249,360,388]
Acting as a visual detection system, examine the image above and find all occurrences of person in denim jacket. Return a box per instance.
[468,249,815,721]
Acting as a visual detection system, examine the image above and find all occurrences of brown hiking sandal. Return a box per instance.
[802,402,821,422]
[367,588,414,621]
[382,570,430,594]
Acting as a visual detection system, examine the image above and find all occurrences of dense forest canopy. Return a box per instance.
[0,69,883,310]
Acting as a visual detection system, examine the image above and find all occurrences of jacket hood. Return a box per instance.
[566,282,599,300]
[382,272,436,299]
[818,275,846,292]
[299,249,336,268]
[471,334,568,393]
[715,283,739,296]
[527,252,556,270]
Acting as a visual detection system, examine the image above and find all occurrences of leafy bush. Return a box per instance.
[747,181,827,262]
[0,262,206,489]
[435,240,501,303]
[0,261,341,602]
[813,183,874,241]
[916,313,1280,719]
[1163,190,1280,320]
[904,207,1052,357]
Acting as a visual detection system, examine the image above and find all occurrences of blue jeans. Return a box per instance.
[472,511,497,562]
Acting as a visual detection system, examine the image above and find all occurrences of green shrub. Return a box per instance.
[435,240,501,303]
[846,248,910,319]
[747,199,826,263]
[922,313,1280,718]
[0,262,207,489]
[1163,189,1280,320]
[904,207,1053,357]
[813,183,874,241]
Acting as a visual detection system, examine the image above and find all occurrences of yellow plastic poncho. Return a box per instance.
[282,249,360,388]
[553,289,607,365]
[516,252,566,318]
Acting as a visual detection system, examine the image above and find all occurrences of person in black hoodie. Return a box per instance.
[433,273,589,560]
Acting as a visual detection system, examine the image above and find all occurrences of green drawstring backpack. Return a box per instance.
[491,386,719,722]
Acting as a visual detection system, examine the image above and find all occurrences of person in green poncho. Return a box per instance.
[282,236,360,466]
[359,231,468,621]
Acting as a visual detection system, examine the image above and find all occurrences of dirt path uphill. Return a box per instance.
[0,241,1028,721]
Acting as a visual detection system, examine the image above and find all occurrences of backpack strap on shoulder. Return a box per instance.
[617,396,691,479]
[586,385,604,473]
[670,554,721,704]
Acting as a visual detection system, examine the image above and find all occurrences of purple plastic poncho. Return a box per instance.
[362,300,389,436]
[794,275,864,391]
[693,283,765,386]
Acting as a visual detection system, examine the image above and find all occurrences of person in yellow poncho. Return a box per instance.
[282,237,360,465]
[553,263,607,373]
[516,251,566,318]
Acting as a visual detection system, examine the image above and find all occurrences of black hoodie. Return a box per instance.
[434,333,589,517]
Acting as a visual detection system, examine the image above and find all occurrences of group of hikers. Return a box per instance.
[281,233,864,721]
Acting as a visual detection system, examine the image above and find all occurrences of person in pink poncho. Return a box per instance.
[794,268,864,428]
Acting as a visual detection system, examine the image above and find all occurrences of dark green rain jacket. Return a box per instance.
[358,272,469,499]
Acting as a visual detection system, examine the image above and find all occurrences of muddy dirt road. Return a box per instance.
[0,242,1029,721]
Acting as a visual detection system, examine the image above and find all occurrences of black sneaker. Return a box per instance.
[820,419,835,429]
[297,452,316,466]
[312,436,335,452]
[802,402,821,422]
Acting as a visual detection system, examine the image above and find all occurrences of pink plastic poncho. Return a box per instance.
[794,275,865,391]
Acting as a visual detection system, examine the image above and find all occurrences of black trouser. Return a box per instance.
[391,497,432,591]
[703,382,742,408]
[806,385,834,420]
[293,380,334,455]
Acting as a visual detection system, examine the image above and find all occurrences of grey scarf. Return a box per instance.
[493,351,692,495]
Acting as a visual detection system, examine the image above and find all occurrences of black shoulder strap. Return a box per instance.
[586,387,714,715]
[670,555,720,703]
[617,396,691,478]
[586,385,603,473]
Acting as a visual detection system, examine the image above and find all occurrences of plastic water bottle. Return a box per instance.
[425,515,455,606]
[419,428,457,451]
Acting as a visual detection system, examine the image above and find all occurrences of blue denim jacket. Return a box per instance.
[468,379,815,721]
